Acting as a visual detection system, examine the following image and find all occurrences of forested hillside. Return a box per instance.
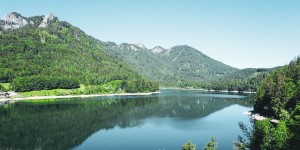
[236,57,300,149]
[0,12,276,93]
[0,12,158,92]
[103,42,239,84]
[101,40,276,91]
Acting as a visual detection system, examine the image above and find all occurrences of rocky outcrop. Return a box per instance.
[136,43,147,49]
[118,43,142,51]
[0,12,55,30]
[38,13,54,28]
[151,46,165,54]
[1,12,28,30]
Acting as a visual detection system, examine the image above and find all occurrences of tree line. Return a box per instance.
[12,76,80,92]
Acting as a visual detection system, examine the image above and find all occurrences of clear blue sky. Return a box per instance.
[1,0,300,69]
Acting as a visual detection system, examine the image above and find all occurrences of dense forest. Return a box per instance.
[235,57,300,150]
[169,69,270,92]
[0,13,277,94]
[0,13,158,93]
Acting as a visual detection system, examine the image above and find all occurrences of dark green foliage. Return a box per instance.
[220,68,273,81]
[236,57,300,150]
[0,85,4,91]
[203,136,217,150]
[252,120,289,150]
[181,137,217,150]
[121,79,159,93]
[235,120,290,150]
[287,104,300,149]
[167,67,276,92]
[12,76,80,92]
[182,141,196,150]
[254,57,300,118]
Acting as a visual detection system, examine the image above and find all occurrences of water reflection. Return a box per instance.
[0,89,253,150]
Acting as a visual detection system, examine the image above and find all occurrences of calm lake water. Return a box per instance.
[0,89,253,150]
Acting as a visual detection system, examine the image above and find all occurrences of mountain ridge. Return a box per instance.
[0,12,273,90]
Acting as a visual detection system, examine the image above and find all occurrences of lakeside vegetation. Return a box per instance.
[4,79,158,98]
[234,57,300,150]
[0,83,10,92]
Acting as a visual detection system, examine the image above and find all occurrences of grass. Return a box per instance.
[21,89,73,97]
[19,81,124,97]
[20,99,63,104]
[0,83,11,91]
[21,84,85,97]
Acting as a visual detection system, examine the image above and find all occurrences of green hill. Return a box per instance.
[0,12,158,92]
[101,40,276,91]
[103,43,239,84]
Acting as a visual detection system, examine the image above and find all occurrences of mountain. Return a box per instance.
[0,12,158,92]
[102,42,239,84]
[0,12,273,92]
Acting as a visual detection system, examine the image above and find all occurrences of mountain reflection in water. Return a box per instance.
[0,89,253,150]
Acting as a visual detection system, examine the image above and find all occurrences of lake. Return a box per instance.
[0,89,253,150]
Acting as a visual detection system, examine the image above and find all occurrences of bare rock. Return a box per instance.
[2,12,28,29]
[38,13,54,28]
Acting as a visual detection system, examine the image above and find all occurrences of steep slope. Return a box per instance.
[0,12,158,92]
[159,45,238,81]
[102,42,179,82]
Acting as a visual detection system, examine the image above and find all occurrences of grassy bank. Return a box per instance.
[0,83,11,91]
[19,80,123,97]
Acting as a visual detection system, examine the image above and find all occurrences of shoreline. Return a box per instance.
[243,111,279,123]
[161,87,256,93]
[0,91,160,103]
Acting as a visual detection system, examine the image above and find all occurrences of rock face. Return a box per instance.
[118,43,143,51]
[136,43,147,49]
[38,13,54,28]
[0,12,55,30]
[1,12,28,30]
[151,46,165,54]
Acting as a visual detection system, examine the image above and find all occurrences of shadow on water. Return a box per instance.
[0,89,253,150]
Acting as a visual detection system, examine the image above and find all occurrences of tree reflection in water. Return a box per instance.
[0,90,253,150]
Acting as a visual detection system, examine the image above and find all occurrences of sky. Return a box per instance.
[1,0,300,69]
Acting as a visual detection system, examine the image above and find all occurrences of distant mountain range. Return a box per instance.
[0,12,275,87]
[102,41,239,83]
